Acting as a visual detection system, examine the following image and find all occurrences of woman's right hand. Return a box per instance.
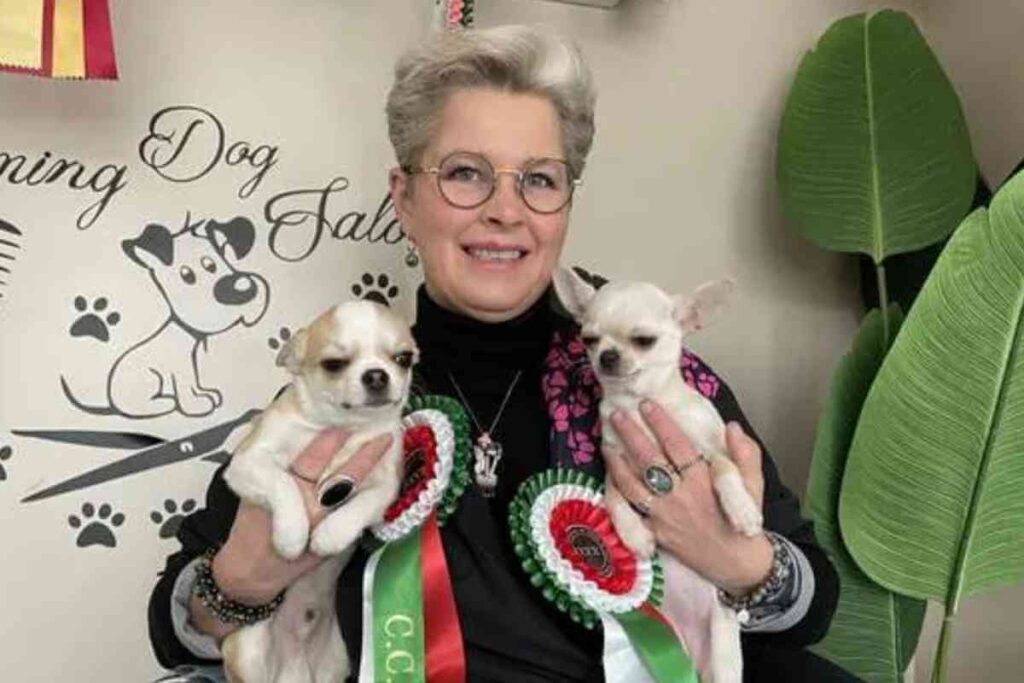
[189,429,394,640]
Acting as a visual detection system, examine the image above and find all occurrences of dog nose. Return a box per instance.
[214,273,258,306]
[599,349,620,372]
[362,369,389,393]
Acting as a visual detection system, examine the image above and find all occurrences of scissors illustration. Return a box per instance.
[15,408,262,503]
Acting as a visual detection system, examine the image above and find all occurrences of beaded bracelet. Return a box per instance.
[717,532,792,624]
[192,548,285,627]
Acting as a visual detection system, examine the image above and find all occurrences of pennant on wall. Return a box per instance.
[0,0,117,79]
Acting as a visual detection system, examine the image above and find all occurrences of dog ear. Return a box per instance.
[553,266,597,320]
[673,278,735,334]
[206,217,256,262]
[276,327,309,374]
[122,224,174,270]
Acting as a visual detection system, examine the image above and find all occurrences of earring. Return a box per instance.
[405,243,420,268]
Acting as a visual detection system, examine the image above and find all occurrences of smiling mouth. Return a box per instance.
[462,246,529,262]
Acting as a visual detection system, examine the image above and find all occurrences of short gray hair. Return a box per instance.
[386,25,597,179]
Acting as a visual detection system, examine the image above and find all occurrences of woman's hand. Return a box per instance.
[189,429,393,640]
[604,400,773,596]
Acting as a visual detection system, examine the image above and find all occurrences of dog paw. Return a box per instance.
[150,498,197,539]
[351,273,399,307]
[273,520,309,560]
[267,325,291,351]
[610,508,656,559]
[68,502,125,548]
[0,443,11,481]
[179,392,218,416]
[69,295,121,342]
[715,473,763,537]
[310,524,357,557]
[202,387,224,408]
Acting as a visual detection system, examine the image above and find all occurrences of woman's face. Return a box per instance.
[391,87,571,322]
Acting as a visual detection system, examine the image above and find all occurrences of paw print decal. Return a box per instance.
[0,444,11,481]
[351,273,399,307]
[151,498,197,539]
[70,295,121,342]
[267,326,292,352]
[68,502,125,548]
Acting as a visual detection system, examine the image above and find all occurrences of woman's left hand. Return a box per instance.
[604,400,774,596]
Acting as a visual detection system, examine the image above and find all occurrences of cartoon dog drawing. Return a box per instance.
[62,214,270,418]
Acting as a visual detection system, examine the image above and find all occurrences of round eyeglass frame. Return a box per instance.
[403,151,582,215]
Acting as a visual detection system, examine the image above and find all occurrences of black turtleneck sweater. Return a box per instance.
[148,287,849,682]
[338,287,605,681]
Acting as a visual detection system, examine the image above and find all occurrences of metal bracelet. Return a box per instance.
[192,547,285,627]
[717,532,792,620]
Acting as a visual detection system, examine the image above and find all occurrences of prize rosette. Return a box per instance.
[358,394,471,683]
[369,394,471,543]
[509,470,698,683]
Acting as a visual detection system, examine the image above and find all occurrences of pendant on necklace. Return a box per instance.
[473,432,503,498]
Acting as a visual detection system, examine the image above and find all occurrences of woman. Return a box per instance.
[149,25,855,682]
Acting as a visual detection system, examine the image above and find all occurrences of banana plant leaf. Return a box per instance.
[805,306,925,682]
[777,10,975,262]
[840,169,1024,610]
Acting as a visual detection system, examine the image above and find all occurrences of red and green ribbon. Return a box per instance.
[509,469,698,683]
[358,395,470,682]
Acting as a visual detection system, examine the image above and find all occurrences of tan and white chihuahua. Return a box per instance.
[554,267,761,683]
[221,300,418,683]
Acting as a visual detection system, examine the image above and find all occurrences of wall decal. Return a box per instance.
[59,214,270,419]
[266,325,292,353]
[351,272,399,306]
[0,150,128,230]
[67,502,126,548]
[265,180,405,261]
[150,498,197,539]
[139,106,279,200]
[0,218,21,300]
[70,295,122,342]
[0,444,12,481]
[17,407,261,503]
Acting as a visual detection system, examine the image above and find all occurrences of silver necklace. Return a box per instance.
[448,370,523,498]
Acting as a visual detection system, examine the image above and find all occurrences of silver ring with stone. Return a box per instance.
[643,464,675,496]
[317,475,357,509]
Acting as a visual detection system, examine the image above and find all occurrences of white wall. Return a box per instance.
[0,1,1020,681]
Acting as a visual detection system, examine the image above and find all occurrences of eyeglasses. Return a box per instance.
[403,151,581,215]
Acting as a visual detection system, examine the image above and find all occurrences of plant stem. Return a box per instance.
[931,610,955,683]
[876,261,891,346]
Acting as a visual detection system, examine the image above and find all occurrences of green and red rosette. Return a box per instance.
[509,470,698,683]
[358,395,471,683]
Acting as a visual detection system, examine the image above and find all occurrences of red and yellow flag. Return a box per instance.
[0,0,117,79]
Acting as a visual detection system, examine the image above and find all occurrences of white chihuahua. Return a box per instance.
[554,267,761,683]
[221,300,417,683]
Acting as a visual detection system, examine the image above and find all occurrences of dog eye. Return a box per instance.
[320,358,349,373]
[179,266,196,285]
[631,335,657,349]
[200,256,217,274]
[581,335,599,348]
[392,351,414,369]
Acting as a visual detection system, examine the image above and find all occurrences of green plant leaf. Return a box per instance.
[840,169,1024,612]
[777,10,975,262]
[806,305,925,681]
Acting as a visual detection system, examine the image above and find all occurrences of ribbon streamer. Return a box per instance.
[359,396,470,682]
[0,0,117,79]
[509,470,698,682]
